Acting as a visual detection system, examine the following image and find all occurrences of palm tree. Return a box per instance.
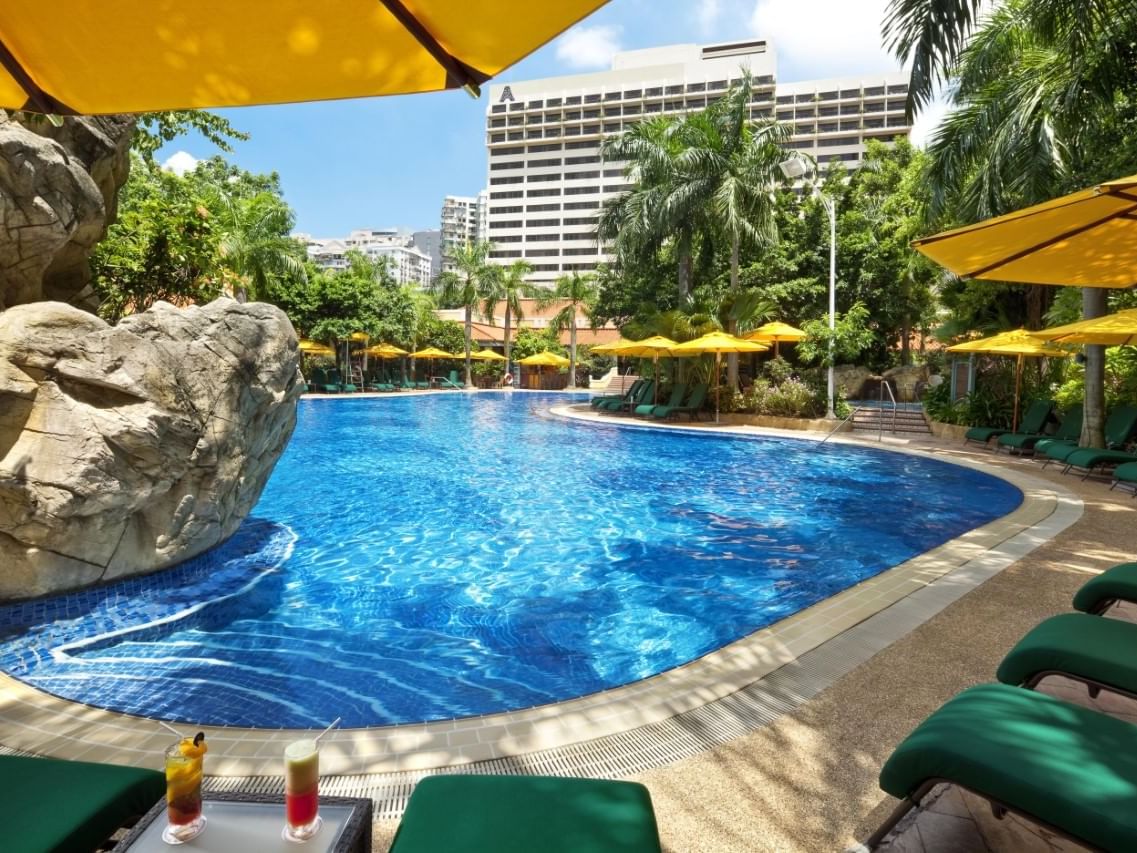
[213,191,307,302]
[537,271,599,389]
[481,259,533,373]
[895,0,1135,446]
[598,116,709,299]
[434,240,495,388]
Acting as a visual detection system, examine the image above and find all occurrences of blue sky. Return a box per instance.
[159,0,930,236]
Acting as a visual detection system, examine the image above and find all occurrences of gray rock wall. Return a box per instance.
[0,299,301,599]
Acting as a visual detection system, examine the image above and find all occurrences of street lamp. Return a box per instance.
[779,156,837,418]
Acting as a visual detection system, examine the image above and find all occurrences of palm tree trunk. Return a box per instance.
[464,305,474,388]
[727,234,740,389]
[677,251,692,299]
[900,312,911,366]
[568,317,578,389]
[1081,287,1107,448]
[504,305,512,374]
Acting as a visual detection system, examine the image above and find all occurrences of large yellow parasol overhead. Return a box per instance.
[946,329,1070,431]
[670,332,768,423]
[1029,308,1137,347]
[607,336,678,405]
[518,351,570,367]
[744,321,807,357]
[912,174,1137,288]
[0,1,614,115]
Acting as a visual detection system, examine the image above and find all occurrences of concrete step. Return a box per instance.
[852,407,932,435]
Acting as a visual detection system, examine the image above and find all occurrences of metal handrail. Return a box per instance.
[879,380,898,441]
[817,406,862,445]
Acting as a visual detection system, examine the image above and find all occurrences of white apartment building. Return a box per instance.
[440,194,489,272]
[484,40,912,284]
[300,228,433,286]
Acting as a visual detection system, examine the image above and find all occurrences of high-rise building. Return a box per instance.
[484,40,913,285]
[439,194,489,272]
[411,229,443,280]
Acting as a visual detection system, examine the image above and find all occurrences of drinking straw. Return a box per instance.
[314,717,342,746]
[158,720,187,739]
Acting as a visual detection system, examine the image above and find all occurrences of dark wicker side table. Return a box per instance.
[112,792,372,852]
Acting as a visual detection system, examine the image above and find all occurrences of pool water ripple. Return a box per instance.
[0,393,1021,727]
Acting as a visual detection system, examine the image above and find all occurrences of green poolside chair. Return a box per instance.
[996,404,1082,455]
[1041,403,1137,468]
[592,378,644,410]
[997,611,1137,700]
[636,382,685,417]
[1111,461,1137,496]
[389,775,663,853]
[1062,445,1137,478]
[651,382,708,420]
[598,379,654,413]
[864,683,1137,851]
[964,399,1053,448]
[2,754,165,853]
[1073,561,1137,615]
[312,368,340,394]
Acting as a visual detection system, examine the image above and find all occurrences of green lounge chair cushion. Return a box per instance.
[1073,562,1137,613]
[1114,462,1137,483]
[968,399,1053,444]
[879,683,1137,852]
[998,404,1083,451]
[1034,437,1076,456]
[0,754,164,853]
[964,426,1010,443]
[1063,448,1137,471]
[997,612,1137,694]
[389,775,663,853]
[637,384,684,416]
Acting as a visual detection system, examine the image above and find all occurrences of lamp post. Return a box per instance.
[780,157,837,418]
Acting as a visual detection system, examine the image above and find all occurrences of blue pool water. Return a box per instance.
[0,393,1021,728]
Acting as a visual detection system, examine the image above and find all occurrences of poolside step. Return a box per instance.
[852,406,932,436]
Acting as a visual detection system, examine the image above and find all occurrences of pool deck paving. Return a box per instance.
[1,395,1134,851]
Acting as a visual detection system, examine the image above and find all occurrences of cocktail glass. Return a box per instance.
[283,738,322,842]
[162,741,206,843]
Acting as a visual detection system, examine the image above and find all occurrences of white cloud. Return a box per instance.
[555,24,623,70]
[909,92,951,149]
[695,0,722,35]
[162,150,199,176]
[750,0,899,80]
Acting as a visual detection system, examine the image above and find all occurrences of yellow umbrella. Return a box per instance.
[361,343,408,357]
[946,329,1070,431]
[0,1,613,115]
[300,344,335,359]
[590,339,634,355]
[298,338,329,352]
[912,174,1137,288]
[412,347,457,359]
[608,336,678,405]
[670,332,768,423]
[1029,308,1137,347]
[518,351,570,367]
[470,348,507,361]
[744,321,807,357]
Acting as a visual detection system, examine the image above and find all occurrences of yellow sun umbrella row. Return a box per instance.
[298,340,510,362]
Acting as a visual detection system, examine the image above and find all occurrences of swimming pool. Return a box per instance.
[0,393,1021,728]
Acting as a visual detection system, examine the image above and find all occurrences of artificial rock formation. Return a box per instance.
[0,111,135,312]
[0,298,301,599]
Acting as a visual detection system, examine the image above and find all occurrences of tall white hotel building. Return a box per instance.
[483,40,912,285]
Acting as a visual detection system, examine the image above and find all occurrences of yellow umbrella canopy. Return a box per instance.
[0,1,613,115]
[518,351,570,367]
[411,347,457,359]
[912,174,1137,288]
[609,336,678,405]
[946,329,1069,432]
[590,339,634,355]
[670,332,768,423]
[300,344,335,359]
[361,343,408,358]
[298,338,329,352]
[470,348,507,361]
[744,321,806,357]
[1029,308,1137,347]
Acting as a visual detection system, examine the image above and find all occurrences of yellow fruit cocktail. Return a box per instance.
[163,733,207,843]
[283,738,322,841]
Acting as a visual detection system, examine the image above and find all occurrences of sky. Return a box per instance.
[158,0,945,237]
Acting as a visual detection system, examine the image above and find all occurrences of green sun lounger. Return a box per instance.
[389,775,663,853]
[591,379,643,409]
[2,754,164,853]
[651,382,708,420]
[1042,404,1137,468]
[1073,561,1137,614]
[1112,461,1137,495]
[636,383,685,417]
[1061,447,1137,478]
[866,682,1137,851]
[599,379,654,412]
[964,399,1053,447]
[996,404,1082,455]
[997,611,1137,700]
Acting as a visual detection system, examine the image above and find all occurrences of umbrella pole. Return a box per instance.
[715,351,721,423]
[1013,353,1023,432]
[653,355,659,405]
